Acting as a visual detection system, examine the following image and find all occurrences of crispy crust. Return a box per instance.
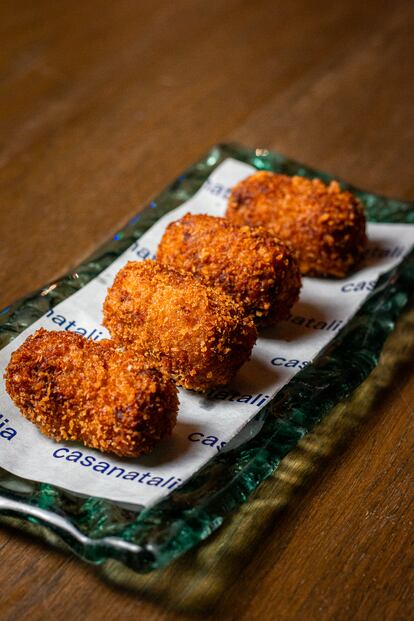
[4,329,178,457]
[103,260,257,391]
[157,213,301,326]
[226,172,367,277]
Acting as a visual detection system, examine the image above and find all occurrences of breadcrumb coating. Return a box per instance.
[5,329,178,458]
[103,260,257,391]
[157,213,301,326]
[226,172,367,277]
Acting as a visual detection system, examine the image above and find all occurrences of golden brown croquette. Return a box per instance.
[5,329,178,457]
[103,260,257,391]
[226,172,367,277]
[157,213,301,326]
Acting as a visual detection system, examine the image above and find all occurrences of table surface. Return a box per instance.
[1,2,413,620]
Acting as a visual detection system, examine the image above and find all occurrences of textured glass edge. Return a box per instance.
[0,143,413,572]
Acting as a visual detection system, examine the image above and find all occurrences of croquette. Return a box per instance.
[157,213,301,326]
[5,329,178,458]
[103,260,257,391]
[226,172,367,277]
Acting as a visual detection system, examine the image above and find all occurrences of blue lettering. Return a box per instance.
[106,466,125,478]
[93,461,110,474]
[341,280,376,293]
[271,357,309,369]
[201,435,218,448]
[237,395,252,403]
[285,359,299,368]
[80,455,96,467]
[52,315,66,326]
[53,448,70,458]
[0,428,16,441]
[50,447,186,489]
[123,471,140,481]
[271,357,286,366]
[66,450,82,462]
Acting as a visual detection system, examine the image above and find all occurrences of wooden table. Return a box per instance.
[1,2,413,619]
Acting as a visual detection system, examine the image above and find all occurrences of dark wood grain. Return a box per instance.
[0,1,413,620]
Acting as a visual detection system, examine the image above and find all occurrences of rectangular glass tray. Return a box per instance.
[1,143,413,572]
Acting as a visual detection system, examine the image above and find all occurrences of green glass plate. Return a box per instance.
[0,143,413,572]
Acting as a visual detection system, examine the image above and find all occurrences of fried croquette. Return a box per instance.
[226,172,367,277]
[5,329,178,457]
[103,260,257,391]
[157,213,301,326]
